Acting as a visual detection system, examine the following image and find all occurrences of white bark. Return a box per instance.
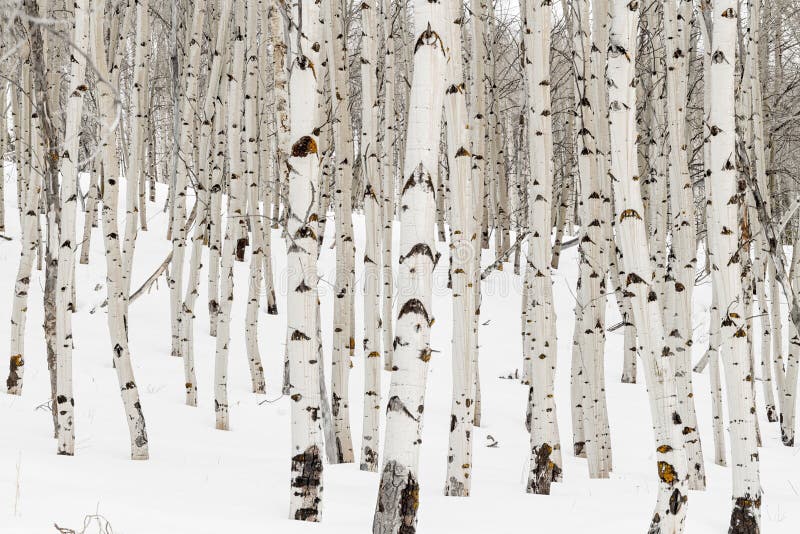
[244,0,267,394]
[360,0,383,473]
[521,0,562,494]
[54,0,90,456]
[664,0,705,490]
[373,0,446,529]
[214,4,248,431]
[286,0,324,519]
[91,4,149,460]
[6,64,40,396]
[323,0,356,463]
[443,0,475,497]
[608,0,689,530]
[168,2,206,359]
[707,1,761,529]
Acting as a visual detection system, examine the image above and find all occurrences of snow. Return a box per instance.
[1,169,798,533]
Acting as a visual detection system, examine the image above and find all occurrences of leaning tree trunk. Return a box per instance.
[707,1,762,530]
[372,0,446,531]
[287,0,324,521]
[6,67,43,396]
[607,0,689,531]
[91,3,149,460]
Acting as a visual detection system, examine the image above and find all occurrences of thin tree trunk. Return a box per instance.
[360,0,383,473]
[443,0,476,497]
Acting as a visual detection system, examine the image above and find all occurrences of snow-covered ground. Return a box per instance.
[1,170,798,533]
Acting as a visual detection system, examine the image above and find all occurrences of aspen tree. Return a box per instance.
[443,0,476,497]
[121,0,150,304]
[329,2,357,405]
[258,0,278,318]
[183,0,232,406]
[323,0,356,463]
[707,0,761,530]
[607,0,689,530]
[373,0,446,529]
[54,0,90,456]
[360,0,383,473]
[6,62,41,396]
[214,2,248,431]
[468,0,488,428]
[90,2,149,460]
[381,0,397,371]
[287,0,324,520]
[244,0,267,394]
[663,0,705,490]
[520,0,562,494]
[570,0,610,478]
[168,2,206,360]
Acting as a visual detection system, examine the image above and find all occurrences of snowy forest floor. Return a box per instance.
[1,168,798,533]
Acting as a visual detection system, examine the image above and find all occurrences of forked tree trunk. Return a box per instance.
[90,3,149,460]
[373,1,446,530]
[6,66,42,396]
[608,0,689,530]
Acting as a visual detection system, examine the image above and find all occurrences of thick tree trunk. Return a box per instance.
[373,0,446,530]
[707,1,762,530]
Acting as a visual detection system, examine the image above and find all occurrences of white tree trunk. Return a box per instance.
[663,0,705,490]
[168,2,206,359]
[520,0,562,494]
[373,0,446,530]
[608,0,689,530]
[286,0,324,521]
[360,0,383,473]
[6,64,41,396]
[91,4,149,460]
[443,0,476,497]
[54,0,90,456]
[214,4,248,432]
[244,0,267,394]
[323,0,356,463]
[707,1,761,529]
